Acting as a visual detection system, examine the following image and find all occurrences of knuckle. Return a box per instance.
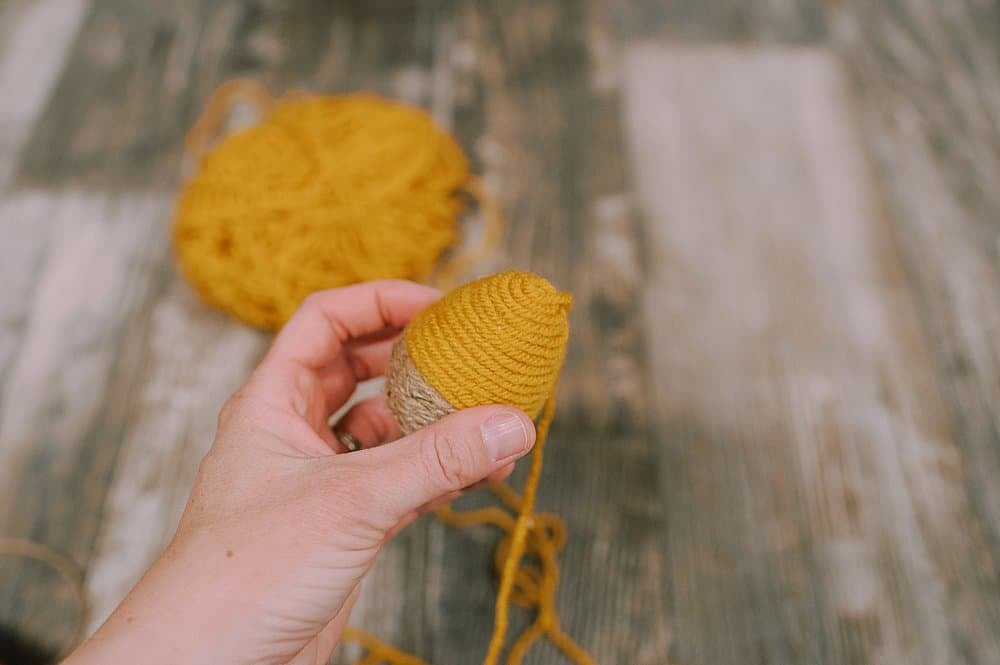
[301,291,324,309]
[217,391,244,426]
[422,428,473,490]
[299,291,331,320]
[216,386,262,431]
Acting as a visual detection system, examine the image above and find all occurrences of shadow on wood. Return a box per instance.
[0,623,58,665]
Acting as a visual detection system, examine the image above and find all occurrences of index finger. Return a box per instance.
[266,280,441,370]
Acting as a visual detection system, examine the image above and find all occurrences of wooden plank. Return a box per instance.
[0,0,88,186]
[0,11,89,653]
[832,0,1000,572]
[428,3,671,663]
[0,0,88,389]
[611,0,826,44]
[0,191,173,658]
[12,0,241,188]
[12,0,459,190]
[624,43,1000,665]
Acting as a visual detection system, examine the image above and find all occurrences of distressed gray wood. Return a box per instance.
[0,0,89,414]
[12,0,239,189]
[625,44,1000,665]
[832,0,1000,572]
[0,0,89,188]
[4,1,1000,665]
[0,191,175,659]
[612,0,827,43]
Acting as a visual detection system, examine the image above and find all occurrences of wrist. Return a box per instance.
[66,533,258,665]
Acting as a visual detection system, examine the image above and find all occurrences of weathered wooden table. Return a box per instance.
[2,1,999,663]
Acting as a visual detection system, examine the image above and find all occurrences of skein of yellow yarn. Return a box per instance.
[173,79,500,330]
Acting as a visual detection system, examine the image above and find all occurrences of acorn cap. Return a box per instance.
[385,270,572,433]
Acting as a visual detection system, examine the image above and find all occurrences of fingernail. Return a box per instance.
[481,411,532,461]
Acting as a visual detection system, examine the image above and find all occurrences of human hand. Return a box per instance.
[66,280,537,665]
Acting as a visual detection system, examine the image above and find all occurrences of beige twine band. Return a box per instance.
[384,335,456,435]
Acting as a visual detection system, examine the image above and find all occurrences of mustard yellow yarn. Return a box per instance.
[173,87,470,329]
[406,270,572,419]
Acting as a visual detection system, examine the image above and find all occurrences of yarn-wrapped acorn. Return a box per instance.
[385,270,572,434]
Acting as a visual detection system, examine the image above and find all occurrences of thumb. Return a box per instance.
[359,405,536,522]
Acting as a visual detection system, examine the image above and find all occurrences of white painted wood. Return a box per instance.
[0,190,174,652]
[0,0,88,186]
[624,44,1000,665]
[0,192,61,386]
[832,0,1000,561]
[0,0,89,385]
[0,192,168,457]
[84,278,266,632]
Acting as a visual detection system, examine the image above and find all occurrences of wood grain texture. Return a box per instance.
[0,191,174,658]
[4,1,1000,664]
[832,0,1000,575]
[611,0,826,43]
[0,0,89,187]
[625,44,1000,665]
[82,287,267,632]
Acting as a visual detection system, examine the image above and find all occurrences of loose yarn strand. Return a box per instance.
[433,175,505,292]
[183,78,275,164]
[0,538,89,658]
[342,627,429,665]
[483,393,556,665]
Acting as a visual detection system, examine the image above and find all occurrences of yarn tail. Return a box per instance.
[341,627,428,665]
[482,392,557,665]
[433,176,504,291]
[184,78,274,164]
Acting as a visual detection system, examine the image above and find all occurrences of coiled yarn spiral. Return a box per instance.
[390,270,573,424]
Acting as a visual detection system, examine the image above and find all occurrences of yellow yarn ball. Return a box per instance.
[173,93,470,329]
[405,270,572,419]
